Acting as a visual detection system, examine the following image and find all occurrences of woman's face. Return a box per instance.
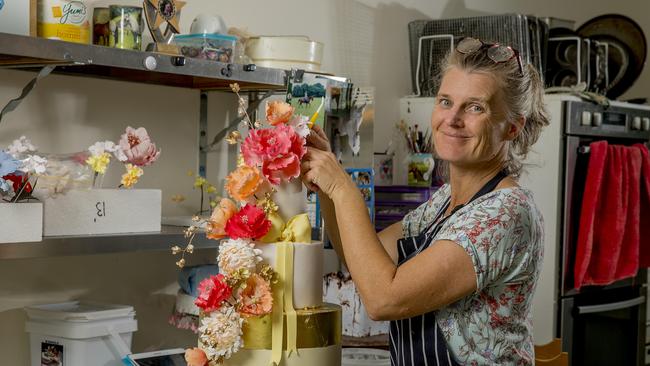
[432,67,515,170]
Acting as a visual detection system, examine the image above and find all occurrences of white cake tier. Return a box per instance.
[222,345,341,366]
[257,241,323,309]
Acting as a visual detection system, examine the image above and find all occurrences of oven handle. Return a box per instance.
[577,296,645,314]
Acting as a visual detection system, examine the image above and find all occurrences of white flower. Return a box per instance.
[7,136,37,157]
[198,306,244,360]
[20,155,48,175]
[113,148,128,162]
[217,239,263,277]
[288,115,310,138]
[88,141,128,162]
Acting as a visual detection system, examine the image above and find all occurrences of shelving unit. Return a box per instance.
[0,32,290,259]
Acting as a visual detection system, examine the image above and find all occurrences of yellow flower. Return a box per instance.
[194,176,207,188]
[206,185,217,194]
[121,164,143,188]
[86,152,111,174]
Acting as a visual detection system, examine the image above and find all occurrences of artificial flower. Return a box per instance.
[198,305,243,361]
[85,152,111,174]
[118,126,161,167]
[206,185,217,194]
[265,100,294,126]
[6,136,36,157]
[120,164,143,188]
[288,114,311,138]
[88,140,127,162]
[171,194,186,203]
[0,151,20,177]
[194,176,207,188]
[20,155,48,175]
[225,165,263,202]
[184,348,208,366]
[206,198,238,240]
[262,154,301,186]
[224,204,272,240]
[195,274,232,313]
[3,173,32,194]
[0,178,12,195]
[217,238,263,277]
[237,274,273,316]
[241,128,292,167]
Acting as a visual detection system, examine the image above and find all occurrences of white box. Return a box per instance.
[0,0,36,36]
[0,202,43,243]
[42,189,161,236]
[25,301,137,366]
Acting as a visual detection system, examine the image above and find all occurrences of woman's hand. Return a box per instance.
[301,125,333,192]
[301,147,353,200]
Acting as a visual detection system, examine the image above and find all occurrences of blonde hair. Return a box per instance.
[436,46,550,179]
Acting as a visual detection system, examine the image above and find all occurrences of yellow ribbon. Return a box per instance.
[264,213,312,365]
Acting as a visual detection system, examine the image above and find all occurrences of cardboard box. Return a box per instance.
[0,202,43,243]
[0,0,36,36]
[42,189,161,236]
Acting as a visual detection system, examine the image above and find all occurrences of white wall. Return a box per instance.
[1,0,649,363]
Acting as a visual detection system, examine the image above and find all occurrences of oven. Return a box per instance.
[522,94,650,365]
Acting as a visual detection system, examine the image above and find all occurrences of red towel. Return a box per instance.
[573,141,643,290]
[636,144,650,267]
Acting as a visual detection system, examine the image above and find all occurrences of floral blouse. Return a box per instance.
[402,184,544,365]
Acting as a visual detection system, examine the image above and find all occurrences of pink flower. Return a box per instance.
[118,126,161,166]
[225,204,271,240]
[195,274,232,313]
[241,128,291,167]
[184,348,208,366]
[237,274,273,316]
[265,101,294,126]
[262,154,301,185]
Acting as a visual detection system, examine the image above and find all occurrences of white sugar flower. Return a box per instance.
[88,141,127,162]
[217,239,263,277]
[288,115,310,138]
[198,306,244,360]
[21,155,48,175]
[0,178,12,195]
[7,136,37,157]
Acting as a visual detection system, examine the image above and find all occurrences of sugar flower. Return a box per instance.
[6,136,36,157]
[224,204,272,240]
[265,100,294,126]
[217,238,263,277]
[184,348,208,366]
[288,114,311,138]
[241,127,292,167]
[89,140,127,162]
[206,198,238,240]
[118,126,161,167]
[120,164,144,188]
[198,306,243,361]
[225,165,263,202]
[0,178,12,195]
[263,154,301,186]
[20,155,48,175]
[237,274,273,316]
[4,173,32,194]
[0,151,20,177]
[86,152,111,174]
[195,274,232,313]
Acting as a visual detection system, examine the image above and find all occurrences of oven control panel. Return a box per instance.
[566,100,650,139]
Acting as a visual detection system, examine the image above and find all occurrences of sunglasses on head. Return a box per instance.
[456,37,523,76]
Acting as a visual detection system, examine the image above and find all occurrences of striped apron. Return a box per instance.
[389,170,508,366]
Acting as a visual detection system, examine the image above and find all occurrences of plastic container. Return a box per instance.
[37,0,90,44]
[342,348,391,366]
[246,36,324,71]
[25,301,137,366]
[174,33,237,63]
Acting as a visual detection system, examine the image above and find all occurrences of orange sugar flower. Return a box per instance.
[206,198,237,240]
[265,101,294,126]
[225,165,263,202]
[184,347,208,366]
[238,274,273,316]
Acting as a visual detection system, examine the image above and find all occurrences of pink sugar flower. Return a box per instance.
[118,126,161,167]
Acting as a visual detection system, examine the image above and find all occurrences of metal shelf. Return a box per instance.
[0,225,220,260]
[0,32,287,90]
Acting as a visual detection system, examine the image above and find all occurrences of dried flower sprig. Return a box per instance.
[230,83,255,130]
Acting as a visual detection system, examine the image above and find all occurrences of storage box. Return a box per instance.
[0,0,36,36]
[0,202,43,243]
[174,33,237,63]
[246,36,324,71]
[25,301,137,366]
[42,189,161,236]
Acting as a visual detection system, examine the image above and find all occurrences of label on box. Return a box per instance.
[43,189,161,236]
[41,341,63,366]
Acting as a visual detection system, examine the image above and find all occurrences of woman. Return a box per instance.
[301,37,549,365]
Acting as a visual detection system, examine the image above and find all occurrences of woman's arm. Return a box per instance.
[303,148,477,321]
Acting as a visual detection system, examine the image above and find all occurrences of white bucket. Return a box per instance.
[342,348,391,366]
[25,301,137,366]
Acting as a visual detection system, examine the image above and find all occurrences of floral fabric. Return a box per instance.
[402,184,544,365]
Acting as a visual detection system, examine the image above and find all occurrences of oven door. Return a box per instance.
[561,285,646,366]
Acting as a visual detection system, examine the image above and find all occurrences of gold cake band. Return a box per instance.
[242,303,341,349]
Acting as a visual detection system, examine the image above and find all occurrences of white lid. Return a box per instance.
[342,348,391,366]
[25,301,135,322]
